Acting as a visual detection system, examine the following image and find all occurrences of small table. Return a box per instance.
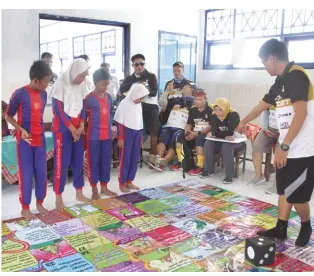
[1,132,54,184]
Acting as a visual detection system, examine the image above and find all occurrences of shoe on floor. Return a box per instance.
[223,177,235,184]
[199,171,214,179]
[188,167,203,176]
[170,163,181,171]
[265,182,277,194]
[247,176,266,186]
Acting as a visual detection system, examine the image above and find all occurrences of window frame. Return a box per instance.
[203,9,314,70]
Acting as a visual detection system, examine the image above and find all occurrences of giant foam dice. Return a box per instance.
[245,236,276,266]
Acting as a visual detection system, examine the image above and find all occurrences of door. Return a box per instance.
[158,31,197,95]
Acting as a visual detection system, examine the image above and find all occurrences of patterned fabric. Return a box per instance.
[1,132,54,184]
[245,123,262,142]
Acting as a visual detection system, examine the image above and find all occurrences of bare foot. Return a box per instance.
[120,185,131,193]
[92,188,101,201]
[76,190,91,203]
[36,203,49,215]
[101,187,117,197]
[21,209,36,220]
[126,182,140,191]
[56,195,66,211]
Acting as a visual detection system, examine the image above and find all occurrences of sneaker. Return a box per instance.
[199,171,214,179]
[170,164,181,171]
[223,177,235,184]
[246,176,266,186]
[188,167,203,176]
[265,182,277,195]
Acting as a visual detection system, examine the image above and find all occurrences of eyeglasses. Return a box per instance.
[134,62,145,67]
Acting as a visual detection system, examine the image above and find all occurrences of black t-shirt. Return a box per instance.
[164,78,192,95]
[211,111,240,139]
[262,61,313,158]
[187,103,213,131]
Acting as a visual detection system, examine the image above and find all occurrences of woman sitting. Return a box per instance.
[201,98,244,184]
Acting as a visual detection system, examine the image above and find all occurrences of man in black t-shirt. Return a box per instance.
[178,89,213,175]
[237,39,314,247]
[120,54,159,155]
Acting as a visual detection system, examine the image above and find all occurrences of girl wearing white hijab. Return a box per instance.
[50,58,90,210]
[114,83,149,192]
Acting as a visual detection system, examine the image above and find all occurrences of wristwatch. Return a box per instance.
[280,144,290,151]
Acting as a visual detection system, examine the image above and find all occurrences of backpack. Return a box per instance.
[180,138,196,178]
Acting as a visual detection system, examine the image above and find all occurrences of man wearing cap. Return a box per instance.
[174,89,213,174]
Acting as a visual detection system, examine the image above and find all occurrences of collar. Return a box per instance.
[277,61,295,81]
[173,77,185,83]
[133,69,148,78]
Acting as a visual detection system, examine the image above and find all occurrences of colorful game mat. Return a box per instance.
[2,179,314,272]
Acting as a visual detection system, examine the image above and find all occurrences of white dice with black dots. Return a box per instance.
[245,236,276,266]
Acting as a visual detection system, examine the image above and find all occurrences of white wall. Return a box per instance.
[2,9,200,122]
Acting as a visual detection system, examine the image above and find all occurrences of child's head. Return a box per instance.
[93,68,110,93]
[130,83,149,104]
[71,58,90,85]
[193,89,207,108]
[214,97,231,120]
[29,60,52,91]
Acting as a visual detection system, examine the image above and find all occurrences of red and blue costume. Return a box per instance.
[84,92,113,187]
[7,86,47,209]
[51,98,85,195]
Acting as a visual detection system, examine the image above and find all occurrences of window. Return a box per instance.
[204,9,314,69]
[40,39,69,75]
[72,30,116,74]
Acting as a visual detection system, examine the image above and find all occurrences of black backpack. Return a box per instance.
[180,138,196,178]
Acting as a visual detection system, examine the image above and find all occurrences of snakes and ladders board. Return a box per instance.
[2,180,314,272]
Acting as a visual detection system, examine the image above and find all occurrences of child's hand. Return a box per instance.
[21,128,32,143]
[111,126,117,139]
[225,136,235,141]
[74,127,84,137]
[118,139,124,148]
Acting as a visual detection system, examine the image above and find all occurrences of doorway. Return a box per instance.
[158,31,197,94]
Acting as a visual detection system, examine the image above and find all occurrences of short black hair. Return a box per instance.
[100,62,110,68]
[131,54,145,63]
[93,68,110,84]
[41,52,53,59]
[173,61,184,68]
[258,39,289,62]
[29,60,52,81]
[78,54,90,61]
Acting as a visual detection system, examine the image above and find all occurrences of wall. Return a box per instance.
[2,9,200,122]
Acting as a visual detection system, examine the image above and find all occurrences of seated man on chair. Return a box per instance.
[173,89,213,175]
[248,106,279,186]
[201,98,243,185]
[147,83,195,171]
[159,61,194,124]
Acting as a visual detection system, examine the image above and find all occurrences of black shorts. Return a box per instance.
[176,133,206,148]
[276,156,314,203]
[159,127,183,148]
[142,102,159,136]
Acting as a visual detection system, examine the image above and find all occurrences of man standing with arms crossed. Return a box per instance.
[238,39,314,247]
[120,54,159,155]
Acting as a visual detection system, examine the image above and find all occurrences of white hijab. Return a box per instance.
[114,83,149,130]
[50,58,90,117]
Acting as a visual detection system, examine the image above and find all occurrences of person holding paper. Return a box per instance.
[179,89,213,176]
[147,84,194,172]
[201,98,242,184]
[237,39,314,247]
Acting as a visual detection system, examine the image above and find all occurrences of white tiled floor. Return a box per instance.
[2,157,314,220]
